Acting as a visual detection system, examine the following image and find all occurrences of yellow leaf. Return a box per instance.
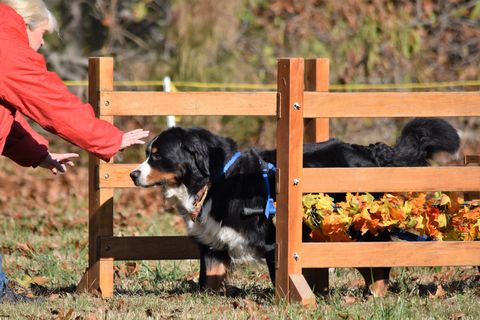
[437,214,447,228]
[303,194,318,208]
[415,216,425,230]
[15,275,33,288]
[315,194,335,211]
[440,194,451,206]
[380,219,397,227]
[345,193,354,203]
[360,193,375,206]
[407,217,418,229]
[402,201,412,215]
[369,202,380,213]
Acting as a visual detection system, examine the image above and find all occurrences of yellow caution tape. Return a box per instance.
[63,80,480,91]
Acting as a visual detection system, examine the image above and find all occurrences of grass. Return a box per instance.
[1,162,480,319]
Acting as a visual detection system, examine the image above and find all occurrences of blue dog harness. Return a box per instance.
[261,161,276,219]
[222,151,276,220]
[222,151,242,174]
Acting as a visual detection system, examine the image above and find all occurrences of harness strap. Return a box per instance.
[223,151,242,174]
[220,150,277,220]
[261,162,276,219]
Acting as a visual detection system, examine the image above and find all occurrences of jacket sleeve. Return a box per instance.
[14,112,49,147]
[1,39,123,162]
[2,116,49,167]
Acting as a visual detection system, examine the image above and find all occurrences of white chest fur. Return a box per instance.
[164,186,261,264]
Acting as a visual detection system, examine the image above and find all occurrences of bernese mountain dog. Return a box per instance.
[129,118,460,292]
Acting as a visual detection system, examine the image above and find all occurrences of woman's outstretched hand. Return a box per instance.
[39,152,79,175]
[120,129,150,149]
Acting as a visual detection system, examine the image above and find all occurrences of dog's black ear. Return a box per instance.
[182,131,210,177]
[175,163,188,179]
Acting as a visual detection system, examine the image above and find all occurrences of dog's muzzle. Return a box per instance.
[130,170,141,186]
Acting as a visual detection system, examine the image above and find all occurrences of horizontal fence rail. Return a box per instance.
[99,164,480,191]
[300,242,480,268]
[302,167,480,192]
[100,91,276,116]
[99,91,480,117]
[304,92,480,118]
[100,164,138,188]
[100,236,200,260]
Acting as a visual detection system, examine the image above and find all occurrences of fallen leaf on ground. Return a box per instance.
[344,295,357,304]
[429,284,446,299]
[32,276,48,286]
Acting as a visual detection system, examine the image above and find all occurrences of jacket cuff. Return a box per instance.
[2,140,48,167]
[2,120,49,167]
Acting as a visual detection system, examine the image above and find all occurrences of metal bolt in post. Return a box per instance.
[293,252,299,261]
[104,100,110,107]
[293,178,300,186]
[293,102,300,110]
[104,173,110,180]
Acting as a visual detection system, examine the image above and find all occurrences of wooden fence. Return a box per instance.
[275,58,480,305]
[77,57,480,305]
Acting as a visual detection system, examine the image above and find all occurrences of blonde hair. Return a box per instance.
[1,0,58,32]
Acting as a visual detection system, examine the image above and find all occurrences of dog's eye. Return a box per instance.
[151,153,161,161]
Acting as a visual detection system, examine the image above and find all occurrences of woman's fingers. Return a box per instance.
[39,153,79,174]
[121,129,150,149]
[50,153,79,162]
[65,161,75,167]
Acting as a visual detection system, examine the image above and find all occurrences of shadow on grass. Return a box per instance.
[113,278,275,304]
[417,274,480,297]
[30,273,479,302]
[31,283,77,296]
[318,273,480,301]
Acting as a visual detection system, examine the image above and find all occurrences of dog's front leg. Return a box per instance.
[198,245,231,292]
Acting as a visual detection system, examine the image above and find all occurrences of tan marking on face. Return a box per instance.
[145,169,177,186]
[151,147,158,154]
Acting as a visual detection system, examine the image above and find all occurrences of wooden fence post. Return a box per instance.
[464,155,480,201]
[302,58,330,294]
[304,58,329,142]
[276,58,315,305]
[77,57,114,297]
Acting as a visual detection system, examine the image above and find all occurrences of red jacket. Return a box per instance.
[0,4,123,166]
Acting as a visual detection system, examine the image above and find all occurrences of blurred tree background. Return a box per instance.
[2,2,480,314]
[2,0,480,245]
[38,0,480,161]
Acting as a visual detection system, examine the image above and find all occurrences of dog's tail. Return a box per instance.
[393,118,460,166]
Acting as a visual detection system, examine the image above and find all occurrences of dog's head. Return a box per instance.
[130,127,238,220]
[130,127,209,189]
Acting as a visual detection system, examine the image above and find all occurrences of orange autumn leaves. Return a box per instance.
[303,192,480,242]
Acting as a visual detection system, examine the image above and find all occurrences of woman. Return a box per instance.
[0,0,149,302]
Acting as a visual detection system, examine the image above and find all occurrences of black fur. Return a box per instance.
[130,117,460,289]
[260,118,460,168]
